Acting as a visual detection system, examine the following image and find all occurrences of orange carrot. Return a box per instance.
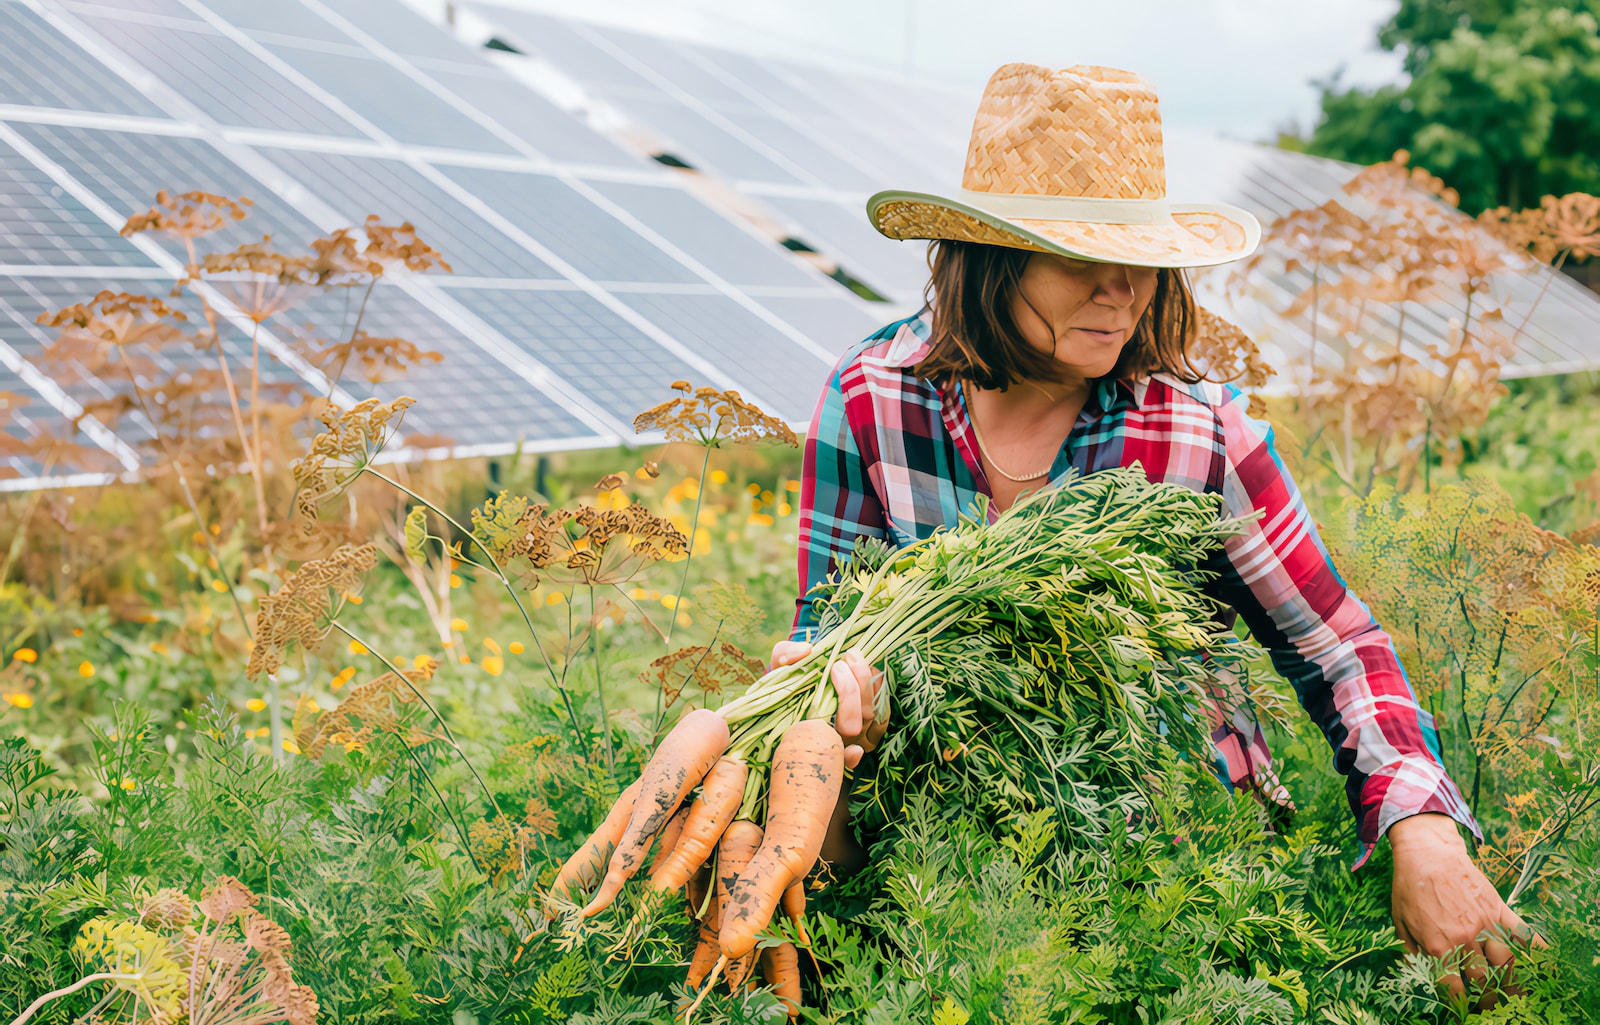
[760,941,801,1019]
[780,880,811,948]
[648,804,691,877]
[547,780,639,908]
[684,890,722,991]
[583,709,729,917]
[716,819,764,991]
[648,756,747,895]
[720,720,842,960]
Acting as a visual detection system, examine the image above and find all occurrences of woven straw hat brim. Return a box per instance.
[867,190,1262,269]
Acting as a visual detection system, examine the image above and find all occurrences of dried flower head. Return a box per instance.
[178,237,320,321]
[307,330,444,385]
[1188,306,1275,396]
[594,472,626,492]
[289,397,415,537]
[137,888,194,929]
[564,504,687,584]
[198,876,259,924]
[642,642,764,707]
[308,227,383,285]
[296,657,437,758]
[362,216,452,274]
[633,380,797,447]
[120,190,252,242]
[1542,193,1600,262]
[248,543,379,680]
[641,460,660,478]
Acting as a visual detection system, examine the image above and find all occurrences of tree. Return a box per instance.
[1306,0,1600,212]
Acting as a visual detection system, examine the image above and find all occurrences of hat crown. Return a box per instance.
[960,63,1167,201]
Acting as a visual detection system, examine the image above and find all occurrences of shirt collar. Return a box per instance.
[894,306,1138,415]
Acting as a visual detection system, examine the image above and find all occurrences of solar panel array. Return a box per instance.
[0,0,902,488]
[4,0,1599,489]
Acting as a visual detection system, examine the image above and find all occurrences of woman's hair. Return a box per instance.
[911,239,1201,390]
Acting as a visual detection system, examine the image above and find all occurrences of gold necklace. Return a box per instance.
[968,399,1055,483]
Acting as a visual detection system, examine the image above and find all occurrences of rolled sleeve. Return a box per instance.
[1204,386,1482,869]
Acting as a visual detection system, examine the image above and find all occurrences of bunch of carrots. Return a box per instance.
[549,466,1253,1018]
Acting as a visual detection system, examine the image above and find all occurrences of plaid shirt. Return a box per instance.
[789,308,1482,869]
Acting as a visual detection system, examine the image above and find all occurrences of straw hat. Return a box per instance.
[867,63,1261,268]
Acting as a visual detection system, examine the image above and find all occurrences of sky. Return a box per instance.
[461,0,1408,142]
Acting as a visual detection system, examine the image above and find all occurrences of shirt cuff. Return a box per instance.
[1349,755,1484,871]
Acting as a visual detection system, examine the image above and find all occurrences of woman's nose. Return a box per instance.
[1093,264,1136,306]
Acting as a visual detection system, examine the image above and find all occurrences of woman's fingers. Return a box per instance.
[831,658,863,739]
[769,640,811,671]
[844,744,864,770]
[842,648,876,734]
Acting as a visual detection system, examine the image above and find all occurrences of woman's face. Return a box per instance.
[1008,252,1158,382]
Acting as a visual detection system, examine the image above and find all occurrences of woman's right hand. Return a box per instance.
[770,640,888,769]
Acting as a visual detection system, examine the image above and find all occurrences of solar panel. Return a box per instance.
[611,95,805,184]
[422,65,642,168]
[79,15,363,137]
[193,0,352,44]
[436,165,699,284]
[263,43,517,153]
[447,286,701,426]
[611,293,828,420]
[252,147,561,280]
[584,25,758,112]
[0,136,158,269]
[473,6,660,95]
[760,194,929,301]
[0,3,168,117]
[312,0,490,65]
[10,123,329,256]
[750,295,889,360]
[270,285,598,446]
[583,179,819,288]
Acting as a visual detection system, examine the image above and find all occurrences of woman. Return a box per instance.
[771,62,1540,1004]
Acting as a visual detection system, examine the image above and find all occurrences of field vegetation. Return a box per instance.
[2,157,1600,1024]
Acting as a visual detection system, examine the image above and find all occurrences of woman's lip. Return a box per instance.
[1072,327,1125,341]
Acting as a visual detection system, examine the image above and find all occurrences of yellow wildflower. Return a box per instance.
[450,617,468,633]
[746,482,761,495]
[79,661,95,678]
[245,698,267,712]
[786,479,801,492]
[119,778,137,791]
[748,513,775,527]
[412,654,432,670]
[778,503,793,516]
[72,627,84,637]
[12,648,37,664]
[210,579,228,592]
[481,655,504,676]
[348,639,368,655]
[710,469,729,484]
[342,592,363,605]
[282,738,300,754]
[660,594,679,611]
[149,641,168,656]
[3,693,33,709]
[509,641,524,655]
[483,637,502,655]
[449,573,462,588]
[545,592,565,606]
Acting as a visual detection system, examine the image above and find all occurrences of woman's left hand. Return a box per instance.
[1388,813,1546,1009]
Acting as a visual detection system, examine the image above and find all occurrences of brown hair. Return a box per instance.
[911,239,1201,390]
